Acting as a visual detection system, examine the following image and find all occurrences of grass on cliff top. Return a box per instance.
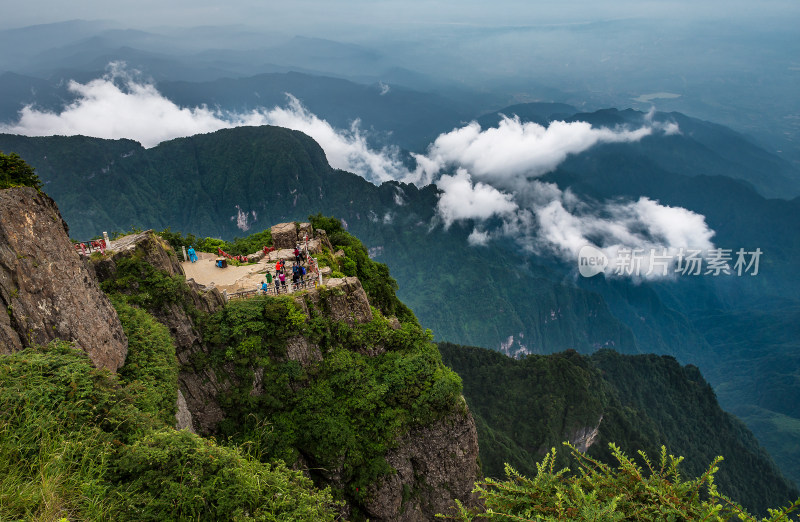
[0,338,340,522]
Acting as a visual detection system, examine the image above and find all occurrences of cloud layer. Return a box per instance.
[1,66,711,278]
[411,116,652,187]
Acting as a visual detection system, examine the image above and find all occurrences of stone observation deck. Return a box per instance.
[180,221,331,300]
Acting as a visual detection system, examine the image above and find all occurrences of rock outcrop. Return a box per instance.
[0,187,128,371]
[271,222,298,249]
[569,415,603,453]
[68,225,479,519]
[299,277,373,326]
[366,408,480,521]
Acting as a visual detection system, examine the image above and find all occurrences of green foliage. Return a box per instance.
[0,150,42,191]
[439,343,609,478]
[159,227,272,257]
[0,341,154,520]
[309,213,416,324]
[591,349,800,515]
[112,296,179,425]
[99,255,190,313]
[202,296,303,367]
[200,295,463,508]
[441,444,800,521]
[112,428,340,521]
[0,341,340,521]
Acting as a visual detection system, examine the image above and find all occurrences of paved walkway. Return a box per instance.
[182,252,272,294]
[182,251,320,297]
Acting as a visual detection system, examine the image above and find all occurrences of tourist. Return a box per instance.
[187,246,198,263]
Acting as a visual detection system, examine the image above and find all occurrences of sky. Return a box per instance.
[4,0,799,31]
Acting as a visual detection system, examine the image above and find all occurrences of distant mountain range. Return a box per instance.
[2,18,798,168]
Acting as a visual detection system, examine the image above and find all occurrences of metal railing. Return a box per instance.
[225,277,319,301]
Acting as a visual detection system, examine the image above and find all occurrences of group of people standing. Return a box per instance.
[261,246,310,295]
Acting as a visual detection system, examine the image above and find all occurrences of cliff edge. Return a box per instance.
[0,187,127,371]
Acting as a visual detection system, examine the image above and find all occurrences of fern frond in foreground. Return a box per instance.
[440,443,800,521]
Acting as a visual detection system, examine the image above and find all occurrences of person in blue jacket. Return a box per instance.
[188,246,198,263]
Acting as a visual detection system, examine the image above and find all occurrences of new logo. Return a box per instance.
[578,245,608,277]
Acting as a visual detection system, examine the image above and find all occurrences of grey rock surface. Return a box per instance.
[0,187,128,371]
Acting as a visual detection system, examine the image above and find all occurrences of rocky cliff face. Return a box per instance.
[90,230,228,434]
[367,408,480,521]
[0,187,127,371]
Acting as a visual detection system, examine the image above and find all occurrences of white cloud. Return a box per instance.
[1,64,241,147]
[435,169,518,227]
[409,115,652,188]
[467,228,490,246]
[262,95,408,183]
[529,187,716,280]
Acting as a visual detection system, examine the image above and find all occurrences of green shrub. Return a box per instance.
[100,256,190,313]
[0,341,341,521]
[441,443,800,521]
[0,341,151,520]
[158,228,273,257]
[0,151,42,191]
[113,428,340,521]
[112,296,179,425]
[309,213,416,324]
[203,297,464,503]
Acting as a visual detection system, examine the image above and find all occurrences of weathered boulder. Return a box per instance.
[271,222,298,249]
[365,407,481,521]
[315,228,335,252]
[300,277,373,326]
[306,238,323,254]
[0,187,128,371]
[96,230,182,280]
[246,251,265,263]
[267,248,297,262]
[297,222,313,241]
